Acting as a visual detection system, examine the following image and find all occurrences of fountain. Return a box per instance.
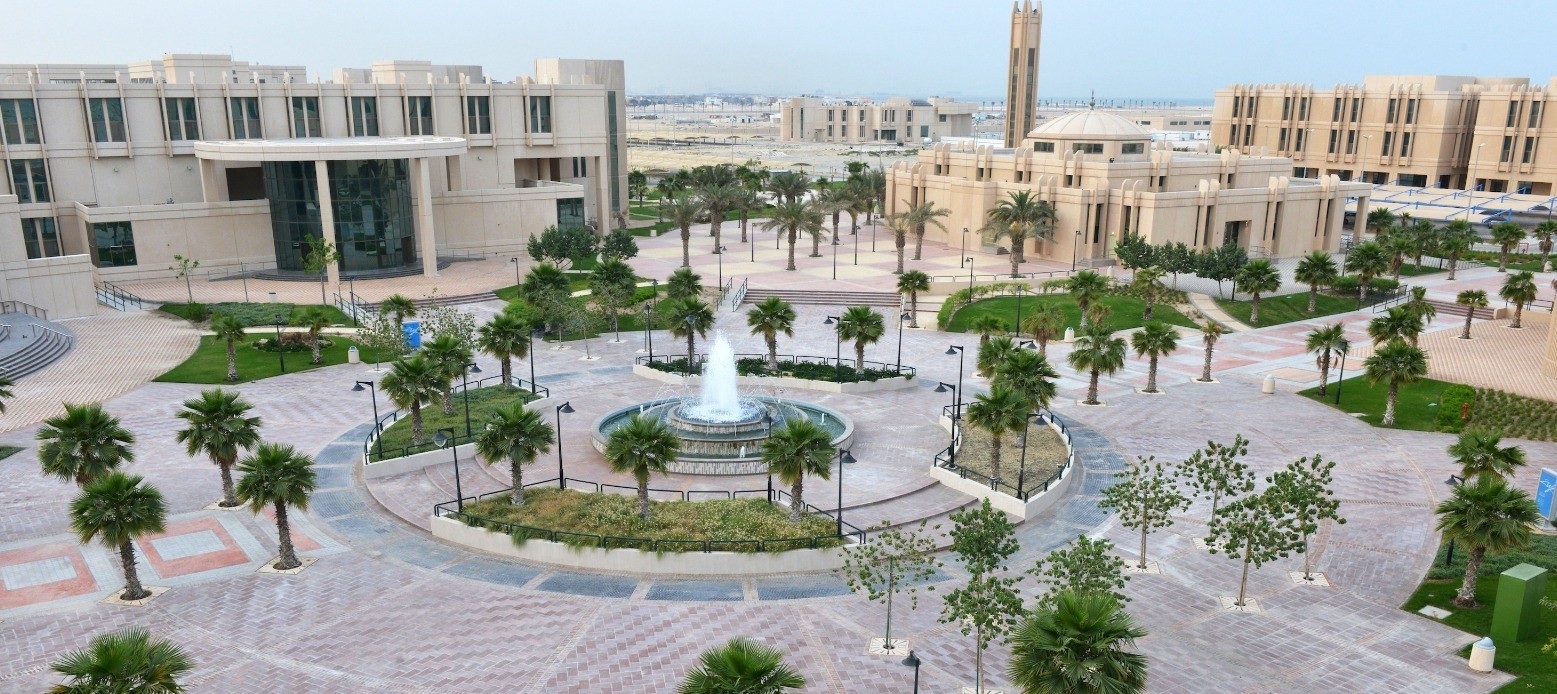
[594,332,853,475]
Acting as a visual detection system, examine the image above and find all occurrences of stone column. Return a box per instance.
[1353,193,1371,246]
[198,159,220,203]
[313,160,341,291]
[415,157,438,279]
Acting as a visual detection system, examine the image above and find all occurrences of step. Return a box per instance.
[0,328,74,381]
[1424,299,1495,320]
[742,289,901,308]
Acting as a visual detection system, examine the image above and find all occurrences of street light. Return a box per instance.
[510,257,522,288]
[831,233,839,279]
[1014,286,1025,339]
[554,402,575,489]
[852,223,859,266]
[966,257,975,295]
[835,447,857,537]
[764,412,776,504]
[1071,229,1082,272]
[272,320,287,374]
[460,361,482,437]
[959,227,969,267]
[717,245,728,287]
[529,328,544,393]
[1332,348,1349,406]
[902,651,921,694]
[433,427,463,513]
[935,380,959,468]
[823,315,844,383]
[1443,474,1465,566]
[353,380,383,460]
[895,311,911,374]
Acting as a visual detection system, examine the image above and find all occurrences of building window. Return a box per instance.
[1243,127,1252,147]
[88,97,127,142]
[939,114,947,122]
[291,97,321,137]
[529,96,552,134]
[8,159,49,203]
[1121,143,1144,154]
[1382,132,1394,157]
[1331,99,1342,121]
[350,96,379,136]
[1298,97,1309,120]
[229,97,261,139]
[1500,135,1514,163]
[571,157,588,177]
[163,97,200,141]
[858,125,865,138]
[1400,132,1413,158]
[1232,97,1241,118]
[1229,124,1239,144]
[827,109,834,122]
[1071,142,1103,154]
[1278,128,1289,150]
[1327,130,1338,154]
[21,217,60,259]
[556,197,584,228]
[906,110,913,122]
[1350,98,1360,121]
[406,96,434,135]
[465,96,491,134]
[1345,130,1356,154]
[827,125,834,137]
[1033,141,1055,153]
[1282,96,1292,119]
[0,99,41,145]
[1529,102,1543,129]
[920,125,929,138]
[1386,99,1398,123]
[1507,102,1520,127]
[90,221,137,267]
[1405,99,1418,125]
[1294,129,1306,151]
[1522,137,1537,164]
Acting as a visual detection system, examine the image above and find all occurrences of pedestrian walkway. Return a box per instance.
[1185,292,1250,331]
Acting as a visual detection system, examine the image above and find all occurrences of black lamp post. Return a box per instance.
[555,401,574,489]
[1071,229,1082,272]
[763,412,775,504]
[347,276,358,327]
[895,311,911,374]
[835,447,856,537]
[823,315,843,383]
[960,227,969,267]
[434,427,463,513]
[852,223,859,265]
[717,245,727,287]
[1332,349,1349,406]
[945,345,966,414]
[934,381,959,468]
[831,232,839,279]
[510,257,521,289]
[528,328,543,393]
[1014,286,1025,338]
[1017,411,1042,497]
[353,380,383,460]
[966,257,975,295]
[902,651,921,694]
[460,361,481,436]
[273,320,286,374]
[1443,474,1464,567]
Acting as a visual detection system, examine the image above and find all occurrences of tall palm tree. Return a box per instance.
[48,627,194,694]
[759,199,825,271]
[604,414,680,519]
[1435,477,1540,607]
[1382,231,1415,282]
[977,335,1019,378]
[1304,323,1349,397]
[37,402,136,487]
[1131,321,1179,394]
[668,297,715,367]
[1365,207,1396,239]
[884,209,916,274]
[859,167,887,226]
[897,270,931,328]
[1455,289,1488,339]
[293,305,333,364]
[421,334,472,415]
[1499,271,1538,329]
[1531,220,1556,272]
[664,192,704,268]
[746,296,796,370]
[208,314,247,382]
[981,190,1048,277]
[1197,320,1224,383]
[1368,307,1424,348]
[1439,220,1476,280]
[1294,251,1339,313]
[1008,590,1148,694]
[843,177,873,237]
[1488,222,1526,273]
[666,267,703,301]
[762,419,834,520]
[966,386,1029,489]
[1068,323,1127,406]
[235,442,317,571]
[1130,266,1167,320]
[993,349,1059,413]
[1363,340,1428,426]
[1233,259,1282,324]
[174,389,262,508]
[971,315,1009,346]
[815,185,850,245]
[379,355,444,445]
[1403,286,1438,328]
[677,637,806,694]
[1023,302,1067,356]
[379,294,416,330]
[1066,270,1110,327]
[904,200,951,261]
[1408,218,1438,271]
[477,312,530,388]
[1449,430,1526,484]
[474,402,553,506]
[764,170,811,205]
[698,181,743,254]
[70,472,165,601]
[1344,241,1389,302]
[732,186,763,243]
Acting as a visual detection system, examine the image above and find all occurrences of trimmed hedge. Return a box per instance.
[1435,385,1477,433]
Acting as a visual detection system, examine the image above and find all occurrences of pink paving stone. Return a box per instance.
[259,506,324,552]
[0,542,96,609]
[135,517,252,578]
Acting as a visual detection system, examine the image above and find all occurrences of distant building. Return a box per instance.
[1004,1,1043,148]
[778,97,975,144]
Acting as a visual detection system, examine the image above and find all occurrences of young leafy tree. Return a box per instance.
[1293,251,1340,313]
[1130,265,1167,321]
[1178,435,1254,520]
[474,402,554,506]
[379,354,444,445]
[1455,290,1489,339]
[210,314,247,382]
[1488,222,1527,273]
[174,388,262,508]
[1448,430,1526,484]
[1195,244,1248,299]
[1206,488,1299,607]
[1008,590,1148,694]
[676,637,806,694]
[839,520,943,647]
[1029,535,1130,607]
[1500,270,1538,329]
[1435,477,1541,607]
[1344,241,1388,302]
[896,270,931,328]
[356,312,409,368]
[761,419,834,520]
[1130,321,1179,393]
[1304,323,1349,397]
[301,241,340,304]
[49,627,194,694]
[746,296,796,369]
[477,312,529,388]
[1363,340,1429,426]
[966,386,1029,490]
[1023,302,1067,356]
[37,402,136,487]
[1266,455,1344,582]
[600,227,640,261]
[70,472,165,601]
[235,442,317,571]
[836,305,885,371]
[1099,456,1189,570]
[1160,241,1197,289]
[666,267,703,301]
[1233,258,1282,323]
[940,498,1023,694]
[1113,231,1155,270]
[589,257,638,342]
[603,414,680,519]
[525,224,597,268]
[1067,322,1127,406]
[293,305,333,365]
[1197,320,1223,383]
[169,254,199,305]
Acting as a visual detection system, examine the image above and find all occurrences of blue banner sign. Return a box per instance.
[402,320,422,350]
[1538,468,1557,519]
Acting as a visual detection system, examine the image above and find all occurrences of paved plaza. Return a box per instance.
[3,230,1555,692]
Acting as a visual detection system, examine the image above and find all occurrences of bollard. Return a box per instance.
[347,346,360,365]
[1063,327,1075,343]
[1468,637,1495,673]
[1262,374,1276,395]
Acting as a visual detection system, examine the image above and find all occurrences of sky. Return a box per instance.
[1,0,1552,101]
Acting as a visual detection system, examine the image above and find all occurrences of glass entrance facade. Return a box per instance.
[263,159,416,274]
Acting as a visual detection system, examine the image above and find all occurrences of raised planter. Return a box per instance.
[632,363,915,394]
[430,515,850,576]
[931,413,1079,520]
[361,397,554,479]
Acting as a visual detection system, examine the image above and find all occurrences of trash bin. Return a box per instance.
[1262,374,1277,395]
[1468,636,1495,673]
[1063,327,1075,343]
[347,346,360,365]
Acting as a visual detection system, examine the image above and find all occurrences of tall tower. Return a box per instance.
[1004,1,1043,148]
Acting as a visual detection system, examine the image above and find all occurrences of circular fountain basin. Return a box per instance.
[593,396,854,475]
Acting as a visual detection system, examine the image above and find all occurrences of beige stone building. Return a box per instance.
[778,96,975,144]
[0,53,627,318]
[1004,0,1043,148]
[1214,75,1555,195]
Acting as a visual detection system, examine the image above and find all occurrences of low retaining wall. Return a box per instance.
[931,415,1079,520]
[429,515,849,576]
[361,397,554,480]
[632,364,916,394]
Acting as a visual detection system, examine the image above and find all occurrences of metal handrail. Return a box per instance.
[0,300,47,319]
[1368,285,1412,312]
[94,281,147,311]
[362,374,550,463]
[636,352,917,379]
[929,268,1074,283]
[934,408,1075,502]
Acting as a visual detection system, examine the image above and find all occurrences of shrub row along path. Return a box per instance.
[2,228,1552,691]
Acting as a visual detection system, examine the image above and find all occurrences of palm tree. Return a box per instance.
[1131,322,1179,393]
[1500,271,1538,329]
[1344,241,1389,302]
[1449,430,1526,484]
[589,257,638,341]
[1066,270,1110,327]
[1488,222,1526,273]
[1294,251,1339,313]
[1304,324,1349,397]
[971,315,1009,346]
[884,209,916,274]
[48,627,194,694]
[816,186,851,245]
[668,297,715,368]
[379,355,444,445]
[764,170,811,204]
[1403,286,1438,329]
[666,267,703,301]
[70,472,165,601]
[628,169,648,205]
[843,178,873,237]
[421,334,471,415]
[977,335,1019,378]
[1368,307,1424,348]
[994,349,1059,413]
[1382,231,1415,282]
[293,305,333,364]
[677,637,806,694]
[1130,266,1167,320]
[1365,207,1396,239]
[1068,323,1127,406]
[897,270,931,328]
[1363,340,1428,426]
[174,389,262,508]
[204,314,246,382]
[1435,477,1541,607]
[37,402,136,487]
[904,200,951,261]
[379,294,416,330]
[664,192,704,267]
[759,199,825,271]
[235,442,317,571]
[982,191,1051,276]
[1023,302,1067,356]
[966,386,1028,489]
[1233,259,1282,324]
[762,419,834,520]
[746,297,796,370]
[0,374,12,414]
[604,414,681,519]
[1408,219,1438,271]
[1455,290,1488,339]
[478,312,530,388]
[1197,320,1224,383]
[474,402,554,506]
[698,181,743,255]
[732,186,763,243]
[1531,220,1556,272]
[1439,220,1476,280]
[1008,590,1148,694]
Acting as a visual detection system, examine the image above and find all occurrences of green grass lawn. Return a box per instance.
[0,445,21,462]
[161,302,350,327]
[1396,263,1449,277]
[947,294,1199,334]
[1216,292,1360,327]
[370,385,538,461]
[154,335,361,385]
[1298,376,1453,431]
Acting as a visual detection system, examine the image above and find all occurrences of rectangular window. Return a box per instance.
[1345,130,1356,154]
[164,97,200,140]
[90,221,137,267]
[1400,132,1413,158]
[8,159,49,203]
[1033,141,1055,153]
[350,96,379,136]
[920,125,929,138]
[1121,143,1144,154]
[827,125,834,137]
[1500,135,1514,163]
[1299,97,1309,120]
[229,97,261,139]
[858,125,865,138]
[1295,128,1306,151]
[88,97,127,142]
[1332,99,1342,121]
[859,109,865,122]
[1530,102,1543,129]
[1382,132,1394,156]
[1282,96,1292,120]
[1243,127,1252,147]
[556,197,584,228]
[529,96,552,134]
[939,114,947,122]
[1405,99,1418,125]
[1232,97,1241,118]
[406,95,433,135]
[570,157,588,177]
[1278,128,1289,150]
[1522,137,1537,164]
[906,110,913,122]
[1229,124,1239,144]
[1248,96,1258,118]
[21,217,60,259]
[464,96,490,135]
[1327,130,1338,154]
[827,109,834,122]
[291,97,321,137]
[1350,98,1360,121]
[1071,142,1103,154]
[1387,99,1398,123]
[1507,102,1519,127]
[0,99,41,145]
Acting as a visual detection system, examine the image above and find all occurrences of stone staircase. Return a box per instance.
[1425,298,1495,321]
[742,288,901,308]
[0,313,75,381]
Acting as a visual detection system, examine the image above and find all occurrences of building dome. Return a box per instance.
[1026,110,1151,140]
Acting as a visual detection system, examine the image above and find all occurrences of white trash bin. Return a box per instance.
[1468,636,1495,673]
[1262,374,1277,395]
[347,346,360,365]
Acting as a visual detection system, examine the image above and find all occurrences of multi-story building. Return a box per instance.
[1004,0,1043,148]
[0,53,626,318]
[778,96,974,144]
[1213,75,1555,195]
